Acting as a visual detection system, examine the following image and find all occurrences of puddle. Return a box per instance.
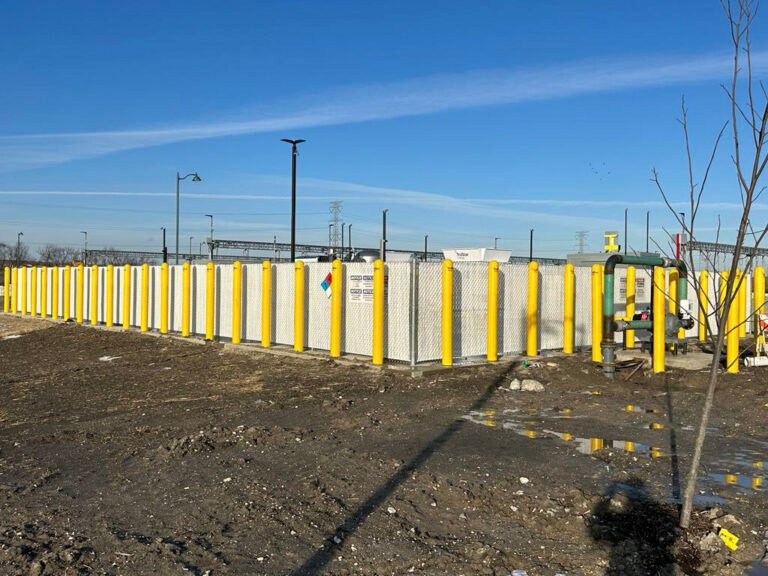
[464,410,765,496]
[746,562,768,575]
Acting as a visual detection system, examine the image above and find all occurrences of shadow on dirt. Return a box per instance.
[288,364,515,576]
[588,477,701,576]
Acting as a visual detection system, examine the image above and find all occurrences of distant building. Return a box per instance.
[442,248,513,262]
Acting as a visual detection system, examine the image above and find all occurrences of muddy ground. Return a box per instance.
[0,315,766,576]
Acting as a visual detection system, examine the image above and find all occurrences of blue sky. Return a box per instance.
[1,1,766,258]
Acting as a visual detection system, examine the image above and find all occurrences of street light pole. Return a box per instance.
[624,208,628,256]
[529,229,534,262]
[205,214,214,260]
[189,236,194,261]
[341,223,345,262]
[494,237,500,249]
[161,227,168,263]
[348,224,352,260]
[328,224,333,256]
[646,210,650,253]
[382,209,388,262]
[176,172,201,265]
[281,138,306,262]
[16,232,23,266]
[80,231,88,265]
[424,234,428,261]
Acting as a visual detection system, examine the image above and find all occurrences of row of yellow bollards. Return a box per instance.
[3,262,766,370]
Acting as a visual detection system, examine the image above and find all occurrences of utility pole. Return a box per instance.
[575,231,588,254]
[161,227,168,263]
[281,138,306,262]
[175,171,201,264]
[529,229,534,262]
[348,224,352,260]
[329,201,342,255]
[189,236,194,261]
[341,223,345,262]
[328,224,333,256]
[424,235,428,261]
[646,211,650,253]
[382,209,388,262]
[16,232,23,266]
[624,208,628,256]
[205,214,214,260]
[80,231,88,265]
[494,237,500,249]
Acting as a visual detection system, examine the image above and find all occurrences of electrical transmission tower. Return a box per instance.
[329,201,343,253]
[575,231,589,253]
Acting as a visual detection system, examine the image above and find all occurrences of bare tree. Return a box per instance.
[38,244,81,265]
[653,0,768,528]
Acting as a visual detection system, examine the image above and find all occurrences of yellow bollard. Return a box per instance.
[372,259,384,364]
[140,263,149,332]
[625,266,636,349]
[20,267,27,315]
[76,264,84,323]
[181,262,191,336]
[52,267,59,319]
[527,261,539,357]
[487,260,499,362]
[105,265,114,327]
[727,275,740,373]
[30,266,38,316]
[668,268,678,315]
[11,267,18,314]
[698,270,709,342]
[122,264,131,329]
[738,269,748,337]
[442,259,454,366]
[653,266,665,373]
[591,264,602,362]
[754,266,765,350]
[294,260,305,352]
[160,262,169,334]
[262,260,272,348]
[40,266,47,318]
[91,265,99,325]
[231,261,242,344]
[63,266,71,320]
[330,259,342,357]
[205,262,215,340]
[563,263,575,354]
[3,267,9,313]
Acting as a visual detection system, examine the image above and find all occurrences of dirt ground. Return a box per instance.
[0,315,767,575]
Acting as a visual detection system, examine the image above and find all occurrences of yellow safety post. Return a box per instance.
[727,280,740,373]
[625,266,636,349]
[653,266,666,373]
[40,266,47,318]
[52,267,59,319]
[11,267,18,314]
[76,264,84,323]
[668,268,678,315]
[122,264,131,329]
[140,263,149,332]
[563,263,575,354]
[372,259,384,364]
[330,259,342,357]
[294,260,305,352]
[698,270,709,342]
[160,262,169,334]
[231,261,242,344]
[91,265,99,325]
[754,266,765,350]
[738,269,748,337]
[181,262,191,336]
[63,266,71,319]
[487,260,499,362]
[527,261,539,357]
[3,267,9,313]
[105,265,114,327]
[30,266,37,316]
[442,259,454,366]
[205,262,215,340]
[262,260,272,348]
[591,264,602,362]
[20,267,27,315]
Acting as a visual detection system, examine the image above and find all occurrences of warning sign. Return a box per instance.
[349,273,374,303]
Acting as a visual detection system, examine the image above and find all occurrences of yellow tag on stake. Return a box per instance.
[718,527,739,550]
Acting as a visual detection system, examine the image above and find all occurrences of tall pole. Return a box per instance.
[328,224,333,256]
[424,234,428,261]
[281,138,306,262]
[161,227,168,264]
[80,231,88,265]
[205,214,214,260]
[494,237,499,249]
[529,229,534,262]
[382,209,388,262]
[189,236,194,261]
[175,172,201,265]
[341,223,345,261]
[624,208,628,256]
[16,232,23,266]
[646,210,650,253]
[348,224,352,260]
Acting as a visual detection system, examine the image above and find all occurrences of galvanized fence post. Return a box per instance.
[410,257,419,369]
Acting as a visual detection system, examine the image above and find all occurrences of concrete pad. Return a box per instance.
[616,348,713,370]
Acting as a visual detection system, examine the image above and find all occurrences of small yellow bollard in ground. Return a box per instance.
[487,260,499,362]
[698,270,709,342]
[181,262,191,337]
[91,265,99,325]
[52,267,59,319]
[625,266,636,349]
[262,261,272,348]
[122,264,132,330]
[231,261,241,344]
[294,261,305,352]
[330,259,342,357]
[205,262,215,341]
[40,266,47,318]
[563,263,574,354]
[653,267,665,373]
[140,263,149,332]
[527,261,539,357]
[591,264,602,362]
[105,265,114,327]
[76,264,84,323]
[160,262,169,334]
[441,259,454,366]
[63,266,71,319]
[30,266,38,316]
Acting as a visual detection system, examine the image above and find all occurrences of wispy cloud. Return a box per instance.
[1,50,763,172]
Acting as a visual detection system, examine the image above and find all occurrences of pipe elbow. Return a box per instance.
[604,254,623,275]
